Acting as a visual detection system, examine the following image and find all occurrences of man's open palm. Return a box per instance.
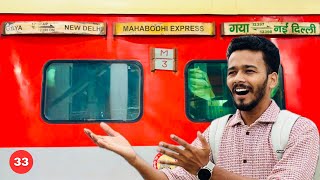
[84,123,136,163]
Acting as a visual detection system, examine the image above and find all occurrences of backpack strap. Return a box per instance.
[271,110,300,160]
[271,110,320,180]
[314,159,320,180]
[209,114,232,164]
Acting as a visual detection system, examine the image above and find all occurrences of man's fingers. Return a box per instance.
[100,122,119,136]
[84,130,114,150]
[84,128,92,135]
[96,138,112,149]
[157,146,180,161]
[84,128,102,145]
[158,157,178,166]
[84,128,95,139]
[197,131,210,149]
[159,141,184,153]
[170,134,192,149]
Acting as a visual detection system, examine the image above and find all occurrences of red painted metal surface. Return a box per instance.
[0,14,319,147]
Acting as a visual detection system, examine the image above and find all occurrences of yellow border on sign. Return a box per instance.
[1,0,320,14]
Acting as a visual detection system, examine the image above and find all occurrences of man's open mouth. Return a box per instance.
[233,85,251,96]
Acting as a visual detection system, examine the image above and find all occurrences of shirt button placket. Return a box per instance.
[243,126,251,173]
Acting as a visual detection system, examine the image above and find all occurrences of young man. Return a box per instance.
[84,36,319,180]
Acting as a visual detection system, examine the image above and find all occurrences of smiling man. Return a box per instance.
[228,50,270,112]
[226,48,277,125]
[84,36,319,180]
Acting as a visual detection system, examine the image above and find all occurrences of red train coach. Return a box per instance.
[1,0,319,179]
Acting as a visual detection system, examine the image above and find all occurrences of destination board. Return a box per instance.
[114,22,214,35]
[222,22,320,35]
[2,21,106,35]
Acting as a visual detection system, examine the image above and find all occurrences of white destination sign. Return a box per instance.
[2,21,106,35]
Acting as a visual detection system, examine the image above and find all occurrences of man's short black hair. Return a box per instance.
[226,36,280,74]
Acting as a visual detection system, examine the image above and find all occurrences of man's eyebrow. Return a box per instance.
[227,67,236,71]
[244,65,258,69]
[228,65,258,71]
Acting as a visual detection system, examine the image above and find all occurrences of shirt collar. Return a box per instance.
[228,100,280,127]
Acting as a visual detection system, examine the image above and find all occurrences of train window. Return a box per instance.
[42,61,143,123]
[186,61,285,122]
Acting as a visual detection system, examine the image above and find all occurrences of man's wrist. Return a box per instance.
[197,161,215,180]
[126,154,138,166]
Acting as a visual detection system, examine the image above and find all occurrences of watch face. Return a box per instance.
[198,168,211,180]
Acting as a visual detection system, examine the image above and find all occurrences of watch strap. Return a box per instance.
[204,161,215,172]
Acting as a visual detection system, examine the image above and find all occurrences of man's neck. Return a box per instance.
[240,99,272,126]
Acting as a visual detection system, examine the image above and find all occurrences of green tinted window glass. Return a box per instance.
[186,61,285,122]
[42,61,142,123]
[271,66,285,109]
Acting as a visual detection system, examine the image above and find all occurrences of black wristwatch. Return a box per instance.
[197,161,215,180]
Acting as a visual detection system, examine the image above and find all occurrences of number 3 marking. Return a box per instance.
[162,60,167,68]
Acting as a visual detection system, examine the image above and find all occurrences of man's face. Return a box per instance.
[227,50,273,111]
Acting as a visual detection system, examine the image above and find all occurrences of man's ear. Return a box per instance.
[269,72,278,89]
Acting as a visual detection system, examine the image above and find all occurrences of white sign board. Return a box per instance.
[154,59,175,70]
[151,48,176,71]
[2,21,106,35]
[154,48,175,59]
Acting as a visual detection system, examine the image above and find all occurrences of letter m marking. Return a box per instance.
[160,50,168,57]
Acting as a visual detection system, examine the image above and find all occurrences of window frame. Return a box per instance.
[185,60,286,122]
[41,60,144,124]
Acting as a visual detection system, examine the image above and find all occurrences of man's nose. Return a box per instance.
[233,72,246,84]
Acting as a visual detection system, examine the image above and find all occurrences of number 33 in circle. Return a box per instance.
[9,150,34,174]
